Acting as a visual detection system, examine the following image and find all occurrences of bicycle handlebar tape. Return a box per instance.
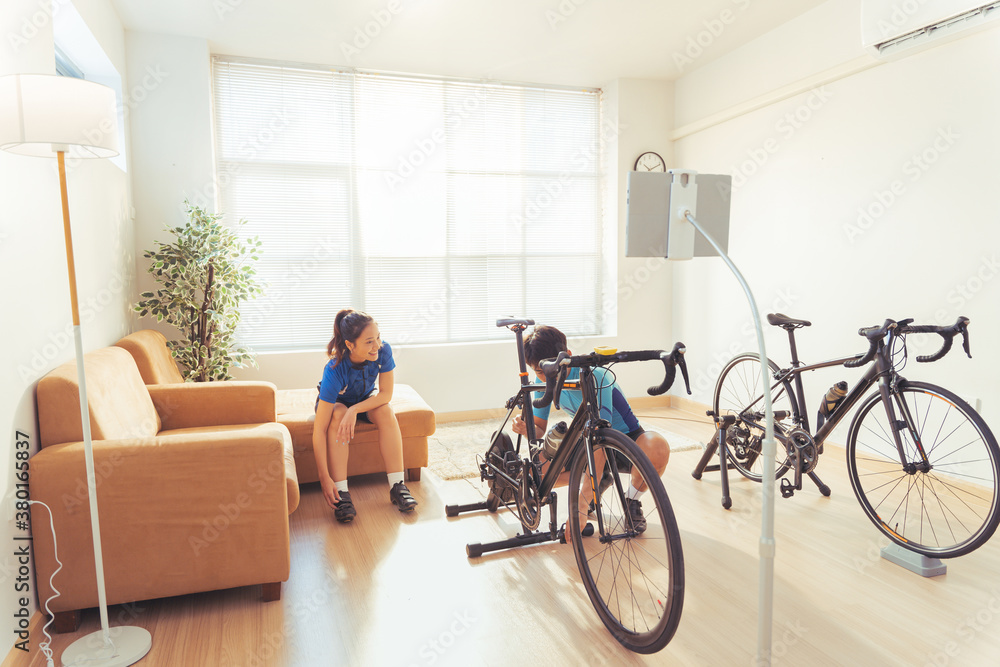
[916,335,954,363]
[532,352,569,409]
[648,343,683,396]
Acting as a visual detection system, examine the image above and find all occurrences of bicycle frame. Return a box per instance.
[485,365,607,522]
[755,337,919,469]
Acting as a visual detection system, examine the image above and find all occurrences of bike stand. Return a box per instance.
[880,543,947,577]
[692,413,739,509]
[449,492,565,558]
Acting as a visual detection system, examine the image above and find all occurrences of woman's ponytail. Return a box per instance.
[327,309,375,364]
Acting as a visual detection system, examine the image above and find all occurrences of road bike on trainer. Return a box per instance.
[446,318,691,653]
[712,313,1000,559]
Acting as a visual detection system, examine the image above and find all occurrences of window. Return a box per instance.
[212,58,605,351]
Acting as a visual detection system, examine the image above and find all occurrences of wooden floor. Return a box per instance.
[7,406,1000,666]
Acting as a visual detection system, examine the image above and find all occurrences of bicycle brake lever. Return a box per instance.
[553,365,568,411]
[676,349,692,395]
[960,317,971,358]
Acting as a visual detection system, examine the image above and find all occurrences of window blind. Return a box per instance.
[212,58,605,351]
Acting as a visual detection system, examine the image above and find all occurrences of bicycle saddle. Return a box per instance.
[767,313,811,329]
[496,317,535,328]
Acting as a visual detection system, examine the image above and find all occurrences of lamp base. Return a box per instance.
[61,627,151,667]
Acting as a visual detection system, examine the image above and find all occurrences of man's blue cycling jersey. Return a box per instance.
[533,366,640,434]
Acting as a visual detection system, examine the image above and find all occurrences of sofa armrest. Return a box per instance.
[148,381,277,430]
[29,425,293,613]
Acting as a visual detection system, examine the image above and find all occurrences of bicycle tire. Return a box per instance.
[567,428,684,653]
[713,353,794,481]
[846,381,1000,558]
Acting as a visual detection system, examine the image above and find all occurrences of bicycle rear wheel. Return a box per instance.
[847,381,1000,558]
[568,428,684,654]
[713,353,794,481]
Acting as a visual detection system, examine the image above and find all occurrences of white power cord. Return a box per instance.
[27,500,61,667]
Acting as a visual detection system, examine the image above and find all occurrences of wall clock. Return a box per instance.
[634,151,666,172]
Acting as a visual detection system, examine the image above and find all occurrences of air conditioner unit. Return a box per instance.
[862,0,1000,60]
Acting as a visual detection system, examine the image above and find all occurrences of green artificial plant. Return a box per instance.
[135,201,264,381]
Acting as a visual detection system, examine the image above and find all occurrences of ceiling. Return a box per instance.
[110,0,828,87]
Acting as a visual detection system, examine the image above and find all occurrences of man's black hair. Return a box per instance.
[523,325,568,367]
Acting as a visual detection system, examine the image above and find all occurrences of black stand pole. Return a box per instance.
[692,411,738,509]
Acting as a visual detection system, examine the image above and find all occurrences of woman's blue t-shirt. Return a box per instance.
[317,341,396,406]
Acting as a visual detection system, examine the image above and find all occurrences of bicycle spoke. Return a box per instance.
[926,474,989,520]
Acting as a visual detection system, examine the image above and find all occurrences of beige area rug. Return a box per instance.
[427,413,707,481]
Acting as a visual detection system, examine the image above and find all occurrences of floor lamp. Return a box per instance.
[0,74,152,666]
[626,169,778,665]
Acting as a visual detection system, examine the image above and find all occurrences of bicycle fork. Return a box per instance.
[878,375,932,473]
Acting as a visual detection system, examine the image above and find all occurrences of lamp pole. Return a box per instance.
[683,211,777,666]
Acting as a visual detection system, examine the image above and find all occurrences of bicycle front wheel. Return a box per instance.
[713,353,794,481]
[847,381,1000,558]
[568,428,684,654]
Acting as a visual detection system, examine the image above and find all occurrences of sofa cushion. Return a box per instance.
[114,329,185,384]
[156,422,300,513]
[277,383,436,446]
[37,347,161,448]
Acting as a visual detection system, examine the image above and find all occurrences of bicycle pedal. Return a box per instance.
[780,478,795,498]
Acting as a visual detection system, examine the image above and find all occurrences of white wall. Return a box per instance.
[123,34,677,413]
[125,30,214,304]
[0,0,133,645]
[672,0,1000,442]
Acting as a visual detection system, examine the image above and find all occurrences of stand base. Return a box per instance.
[880,543,947,577]
[61,626,151,667]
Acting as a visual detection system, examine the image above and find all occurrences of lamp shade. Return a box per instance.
[0,73,119,159]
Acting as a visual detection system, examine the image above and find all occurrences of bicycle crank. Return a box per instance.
[782,427,819,474]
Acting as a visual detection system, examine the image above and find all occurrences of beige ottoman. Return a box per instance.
[277,384,434,483]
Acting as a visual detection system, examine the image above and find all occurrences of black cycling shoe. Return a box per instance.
[389,481,418,512]
[626,498,647,533]
[334,491,357,523]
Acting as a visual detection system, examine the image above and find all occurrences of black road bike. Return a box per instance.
[709,313,1000,559]
[446,318,691,653]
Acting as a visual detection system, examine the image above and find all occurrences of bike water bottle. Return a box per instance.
[817,381,848,429]
[542,421,568,459]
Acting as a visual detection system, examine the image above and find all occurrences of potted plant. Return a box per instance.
[135,201,264,381]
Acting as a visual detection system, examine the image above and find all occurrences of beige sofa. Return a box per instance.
[30,346,298,632]
[116,330,435,483]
